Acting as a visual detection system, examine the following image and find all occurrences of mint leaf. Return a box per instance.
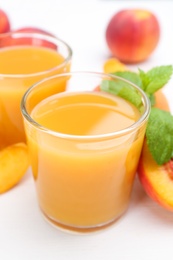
[112,71,143,89]
[140,65,173,94]
[146,108,173,165]
[101,79,143,110]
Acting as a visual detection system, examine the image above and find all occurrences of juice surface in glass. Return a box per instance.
[0,34,71,148]
[27,91,147,230]
[0,46,65,75]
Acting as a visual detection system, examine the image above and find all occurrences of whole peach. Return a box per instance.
[0,26,57,50]
[106,9,160,63]
[0,9,10,33]
[15,27,57,49]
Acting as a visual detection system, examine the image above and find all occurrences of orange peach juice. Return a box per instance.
[24,88,149,230]
[0,34,72,148]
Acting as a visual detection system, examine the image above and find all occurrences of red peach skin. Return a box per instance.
[106,9,160,63]
[138,140,173,211]
[0,9,10,33]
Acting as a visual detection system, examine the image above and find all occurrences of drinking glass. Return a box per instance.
[0,32,72,148]
[21,72,150,233]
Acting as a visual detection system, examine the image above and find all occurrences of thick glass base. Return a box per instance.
[41,209,127,235]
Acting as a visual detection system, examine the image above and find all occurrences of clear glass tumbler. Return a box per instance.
[21,72,150,233]
[0,32,72,148]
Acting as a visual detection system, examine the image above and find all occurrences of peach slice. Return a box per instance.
[0,143,29,194]
[138,140,173,211]
[103,58,127,73]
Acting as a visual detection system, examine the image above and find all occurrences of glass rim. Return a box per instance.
[0,31,72,78]
[21,71,151,140]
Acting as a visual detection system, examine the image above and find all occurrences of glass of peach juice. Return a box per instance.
[21,72,150,233]
[0,32,72,149]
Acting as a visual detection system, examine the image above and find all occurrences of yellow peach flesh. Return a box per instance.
[0,143,29,194]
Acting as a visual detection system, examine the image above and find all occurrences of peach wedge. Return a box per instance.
[0,143,29,194]
[138,140,173,211]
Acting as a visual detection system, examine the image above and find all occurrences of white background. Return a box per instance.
[1,1,173,259]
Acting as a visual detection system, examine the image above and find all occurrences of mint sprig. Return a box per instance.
[112,65,173,105]
[101,65,173,165]
[139,65,173,94]
[101,79,143,109]
[112,71,143,89]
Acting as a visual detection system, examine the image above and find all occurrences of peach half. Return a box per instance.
[138,140,173,211]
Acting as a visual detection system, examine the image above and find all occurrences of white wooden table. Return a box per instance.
[1,1,173,259]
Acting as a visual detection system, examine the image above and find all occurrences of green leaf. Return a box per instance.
[142,65,173,94]
[146,108,173,165]
[100,79,143,110]
[101,65,173,166]
[112,71,143,89]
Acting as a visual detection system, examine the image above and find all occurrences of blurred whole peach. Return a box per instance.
[0,26,57,50]
[0,9,10,33]
[15,26,54,36]
[106,9,160,63]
